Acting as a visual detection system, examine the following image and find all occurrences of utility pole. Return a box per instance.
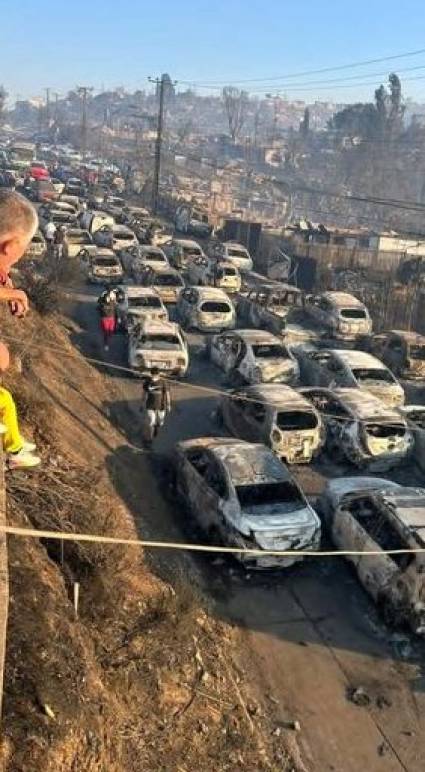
[77,86,92,159]
[45,87,51,129]
[148,75,176,214]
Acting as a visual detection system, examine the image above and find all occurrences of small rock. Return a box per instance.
[402,730,414,737]
[298,640,308,647]
[272,727,281,737]
[247,700,259,716]
[378,742,387,756]
[347,686,371,707]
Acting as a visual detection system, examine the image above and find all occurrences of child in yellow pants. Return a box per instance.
[0,347,40,469]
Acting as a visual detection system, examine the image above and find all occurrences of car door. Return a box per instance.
[210,333,238,372]
[324,354,348,387]
[304,351,333,385]
[384,336,404,374]
[237,399,267,443]
[181,449,225,532]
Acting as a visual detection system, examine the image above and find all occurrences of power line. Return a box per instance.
[178,47,425,87]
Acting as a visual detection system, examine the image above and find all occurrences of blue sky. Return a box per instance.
[3,0,425,103]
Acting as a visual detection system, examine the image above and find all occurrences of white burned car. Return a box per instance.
[177,287,236,332]
[209,329,299,385]
[120,245,169,277]
[94,224,139,252]
[116,286,168,331]
[24,230,46,260]
[294,347,405,407]
[210,241,253,272]
[63,228,96,258]
[128,319,188,377]
[319,479,425,636]
[173,437,321,569]
[301,387,413,471]
[167,238,206,270]
[85,249,124,285]
[238,283,304,336]
[187,256,241,294]
[219,384,323,464]
[304,291,372,341]
[139,265,185,304]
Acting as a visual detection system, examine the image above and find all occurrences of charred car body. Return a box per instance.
[209,329,299,385]
[319,479,425,636]
[364,330,425,380]
[116,286,168,331]
[398,405,425,475]
[187,255,241,294]
[84,249,123,285]
[177,287,236,332]
[174,438,321,569]
[138,264,185,304]
[301,387,413,470]
[120,245,169,278]
[304,291,372,341]
[294,347,405,407]
[238,283,304,336]
[128,319,188,376]
[167,239,206,270]
[219,384,323,464]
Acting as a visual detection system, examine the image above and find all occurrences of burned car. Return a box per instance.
[120,245,169,277]
[238,283,304,336]
[116,286,168,331]
[398,405,425,475]
[23,230,46,260]
[364,330,425,380]
[301,387,413,471]
[319,479,425,636]
[63,228,96,259]
[128,319,188,377]
[173,437,321,569]
[219,384,323,464]
[209,329,299,385]
[84,249,123,285]
[167,238,206,270]
[177,287,236,332]
[294,347,405,407]
[187,256,241,294]
[138,265,185,304]
[93,224,139,252]
[210,241,253,272]
[304,291,372,341]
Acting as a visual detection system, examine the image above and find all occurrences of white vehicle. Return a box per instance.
[120,245,169,276]
[128,319,188,377]
[139,265,185,304]
[319,479,425,635]
[173,438,321,569]
[79,210,115,235]
[177,287,236,332]
[295,347,405,407]
[175,203,212,237]
[63,228,96,259]
[93,224,138,252]
[302,387,413,471]
[23,231,46,260]
[187,255,241,293]
[219,384,323,464]
[211,241,253,272]
[51,178,65,195]
[85,249,124,284]
[167,238,206,270]
[209,329,299,385]
[304,291,372,341]
[116,286,168,331]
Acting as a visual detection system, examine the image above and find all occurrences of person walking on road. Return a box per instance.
[44,219,56,254]
[141,367,171,445]
[97,288,117,351]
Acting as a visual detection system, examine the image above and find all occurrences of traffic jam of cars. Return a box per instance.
[4,137,425,637]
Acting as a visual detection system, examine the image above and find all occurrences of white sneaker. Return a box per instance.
[21,439,37,453]
[7,449,41,470]
[0,423,7,435]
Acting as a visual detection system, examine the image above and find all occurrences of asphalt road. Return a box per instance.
[67,281,425,772]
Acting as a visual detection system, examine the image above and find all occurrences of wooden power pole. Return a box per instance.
[148,75,176,215]
[77,86,92,159]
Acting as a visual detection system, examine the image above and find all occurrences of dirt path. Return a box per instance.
[66,283,425,772]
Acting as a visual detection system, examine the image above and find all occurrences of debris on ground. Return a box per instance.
[347,686,371,707]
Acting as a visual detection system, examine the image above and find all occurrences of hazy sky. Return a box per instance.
[3,0,425,104]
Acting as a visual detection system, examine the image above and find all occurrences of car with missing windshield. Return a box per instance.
[238,283,304,335]
[304,291,372,341]
[116,286,168,331]
[301,386,413,471]
[294,347,405,407]
[120,245,169,277]
[93,223,138,252]
[167,238,206,270]
[318,478,425,636]
[208,329,299,385]
[23,230,46,260]
[187,255,242,294]
[84,249,124,285]
[138,264,185,304]
[128,319,188,377]
[364,330,425,380]
[173,437,321,569]
[63,228,96,259]
[218,384,323,464]
[177,286,236,332]
[210,241,253,272]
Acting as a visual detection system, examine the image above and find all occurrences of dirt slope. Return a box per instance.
[0,307,291,772]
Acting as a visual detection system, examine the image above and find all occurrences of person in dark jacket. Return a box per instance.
[97,289,117,351]
[141,367,171,444]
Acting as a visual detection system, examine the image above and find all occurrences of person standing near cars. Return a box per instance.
[97,288,117,351]
[141,367,171,445]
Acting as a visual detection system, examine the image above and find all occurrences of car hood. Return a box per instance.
[238,505,317,535]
